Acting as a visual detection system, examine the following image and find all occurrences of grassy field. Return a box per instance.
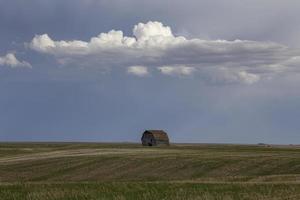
[1,143,300,199]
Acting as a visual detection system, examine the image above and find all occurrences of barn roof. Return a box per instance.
[144,130,169,141]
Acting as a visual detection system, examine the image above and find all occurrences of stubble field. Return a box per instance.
[1,143,300,200]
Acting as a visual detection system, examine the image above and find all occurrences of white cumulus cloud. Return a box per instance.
[237,71,260,84]
[158,66,196,76]
[29,21,300,84]
[127,66,149,77]
[133,21,173,41]
[0,53,32,68]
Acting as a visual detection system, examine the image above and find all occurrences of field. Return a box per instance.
[1,143,300,200]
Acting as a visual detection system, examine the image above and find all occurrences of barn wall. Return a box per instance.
[142,134,155,146]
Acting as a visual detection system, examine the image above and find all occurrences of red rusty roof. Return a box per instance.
[144,130,169,141]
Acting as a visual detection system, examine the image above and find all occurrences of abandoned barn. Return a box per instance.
[141,130,170,146]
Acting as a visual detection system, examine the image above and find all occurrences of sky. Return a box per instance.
[1,0,300,144]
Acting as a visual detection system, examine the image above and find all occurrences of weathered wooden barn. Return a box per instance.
[141,130,170,146]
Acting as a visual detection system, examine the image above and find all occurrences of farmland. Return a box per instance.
[1,143,300,199]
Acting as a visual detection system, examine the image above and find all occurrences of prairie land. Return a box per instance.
[1,143,300,200]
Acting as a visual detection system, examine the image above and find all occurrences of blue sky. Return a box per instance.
[1,0,300,144]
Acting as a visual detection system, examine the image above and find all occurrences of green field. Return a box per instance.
[1,143,300,200]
